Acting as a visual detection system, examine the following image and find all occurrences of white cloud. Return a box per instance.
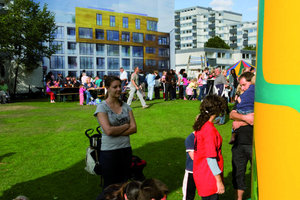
[209,0,233,11]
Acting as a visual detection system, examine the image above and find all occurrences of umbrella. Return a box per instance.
[226,60,255,76]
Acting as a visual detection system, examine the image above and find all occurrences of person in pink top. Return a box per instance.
[182,73,189,100]
[79,84,86,105]
[46,80,55,103]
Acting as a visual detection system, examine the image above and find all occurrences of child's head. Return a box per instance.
[138,179,168,200]
[193,95,227,131]
[79,84,84,88]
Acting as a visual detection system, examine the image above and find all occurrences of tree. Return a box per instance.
[0,0,57,96]
[243,45,256,51]
[204,36,230,49]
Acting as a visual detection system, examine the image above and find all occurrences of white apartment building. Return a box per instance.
[175,47,256,75]
[174,6,257,50]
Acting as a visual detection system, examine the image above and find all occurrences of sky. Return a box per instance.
[174,0,258,22]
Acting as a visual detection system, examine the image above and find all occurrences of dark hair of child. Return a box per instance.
[193,95,227,131]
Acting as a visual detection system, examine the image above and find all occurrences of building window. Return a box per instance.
[158,36,169,45]
[96,14,102,26]
[121,32,130,42]
[96,44,105,56]
[67,27,75,38]
[53,26,64,39]
[107,30,119,41]
[146,34,156,41]
[79,43,94,55]
[97,71,105,78]
[146,47,156,54]
[147,20,157,31]
[123,17,128,28]
[79,28,93,39]
[133,59,143,70]
[107,45,119,56]
[96,57,105,69]
[51,41,64,54]
[217,52,225,58]
[146,59,156,66]
[68,57,77,69]
[96,29,104,40]
[122,46,130,57]
[158,60,169,69]
[135,18,140,29]
[132,46,143,57]
[158,48,169,57]
[122,58,130,70]
[67,42,76,54]
[110,16,116,27]
[108,58,119,69]
[80,57,93,69]
[133,32,143,43]
[50,56,65,69]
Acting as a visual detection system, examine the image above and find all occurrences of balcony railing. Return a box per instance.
[230,29,237,34]
[230,36,237,41]
[208,24,215,29]
[209,31,215,36]
[208,17,215,21]
[230,43,238,48]
[243,33,248,38]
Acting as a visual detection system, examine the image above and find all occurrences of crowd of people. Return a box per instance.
[92,65,255,200]
[45,71,106,104]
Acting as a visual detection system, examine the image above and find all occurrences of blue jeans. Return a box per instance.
[183,85,187,98]
[85,90,92,104]
[198,84,207,100]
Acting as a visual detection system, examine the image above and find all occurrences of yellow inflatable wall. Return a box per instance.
[253,0,300,199]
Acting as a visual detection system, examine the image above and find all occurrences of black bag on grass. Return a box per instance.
[85,126,102,175]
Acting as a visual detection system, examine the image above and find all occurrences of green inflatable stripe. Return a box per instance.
[255,0,300,113]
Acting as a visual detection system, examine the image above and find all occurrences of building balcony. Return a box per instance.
[175,42,180,46]
[230,43,238,49]
[192,18,197,23]
[193,32,197,37]
[209,31,215,36]
[175,15,180,20]
[175,29,180,34]
[175,21,180,27]
[230,36,237,41]
[243,33,248,38]
[208,17,215,21]
[175,35,180,40]
[193,40,197,44]
[192,25,197,30]
[230,29,237,34]
[243,40,248,46]
[207,58,216,66]
[208,24,215,29]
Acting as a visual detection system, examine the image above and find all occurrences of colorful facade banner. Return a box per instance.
[253,0,300,199]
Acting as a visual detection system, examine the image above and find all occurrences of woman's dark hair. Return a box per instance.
[138,179,168,200]
[231,69,237,80]
[179,69,185,75]
[102,181,141,200]
[124,181,142,200]
[104,76,122,105]
[183,73,187,78]
[193,95,227,131]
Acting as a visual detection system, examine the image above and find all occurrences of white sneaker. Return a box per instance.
[142,105,149,109]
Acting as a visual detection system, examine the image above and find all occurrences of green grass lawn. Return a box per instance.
[0,98,251,200]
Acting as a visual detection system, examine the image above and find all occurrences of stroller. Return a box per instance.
[84,126,147,181]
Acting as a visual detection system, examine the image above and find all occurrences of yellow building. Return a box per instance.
[75,7,170,74]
